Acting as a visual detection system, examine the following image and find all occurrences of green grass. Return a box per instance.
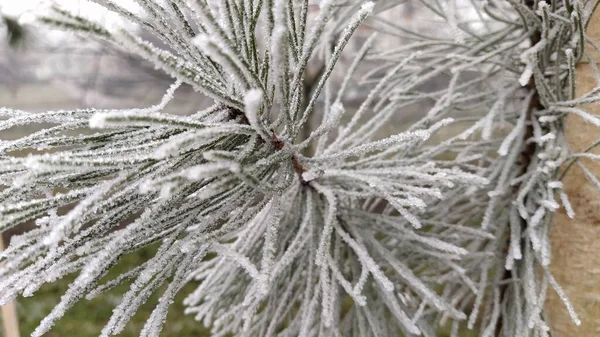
[10,247,211,337]
[2,245,480,337]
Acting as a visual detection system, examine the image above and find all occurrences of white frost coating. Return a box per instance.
[301,168,324,182]
[89,113,109,129]
[559,191,575,219]
[361,1,375,12]
[519,62,534,87]
[90,80,181,129]
[181,163,230,180]
[444,0,465,43]
[191,33,209,49]
[315,130,430,161]
[498,92,532,156]
[0,0,594,336]
[243,89,269,140]
[519,39,547,87]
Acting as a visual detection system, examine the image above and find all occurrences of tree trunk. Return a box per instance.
[546,5,600,336]
[0,235,20,337]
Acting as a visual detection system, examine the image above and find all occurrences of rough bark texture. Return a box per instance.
[546,6,600,336]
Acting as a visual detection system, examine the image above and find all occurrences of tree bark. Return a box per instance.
[0,235,20,337]
[546,5,600,336]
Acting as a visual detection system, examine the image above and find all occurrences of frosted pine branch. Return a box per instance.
[1,0,600,336]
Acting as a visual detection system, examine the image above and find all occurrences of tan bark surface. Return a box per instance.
[584,1,600,64]
[0,236,20,337]
[546,6,600,336]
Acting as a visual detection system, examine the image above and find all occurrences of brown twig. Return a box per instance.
[272,130,308,184]
[495,8,543,335]
[230,107,308,183]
